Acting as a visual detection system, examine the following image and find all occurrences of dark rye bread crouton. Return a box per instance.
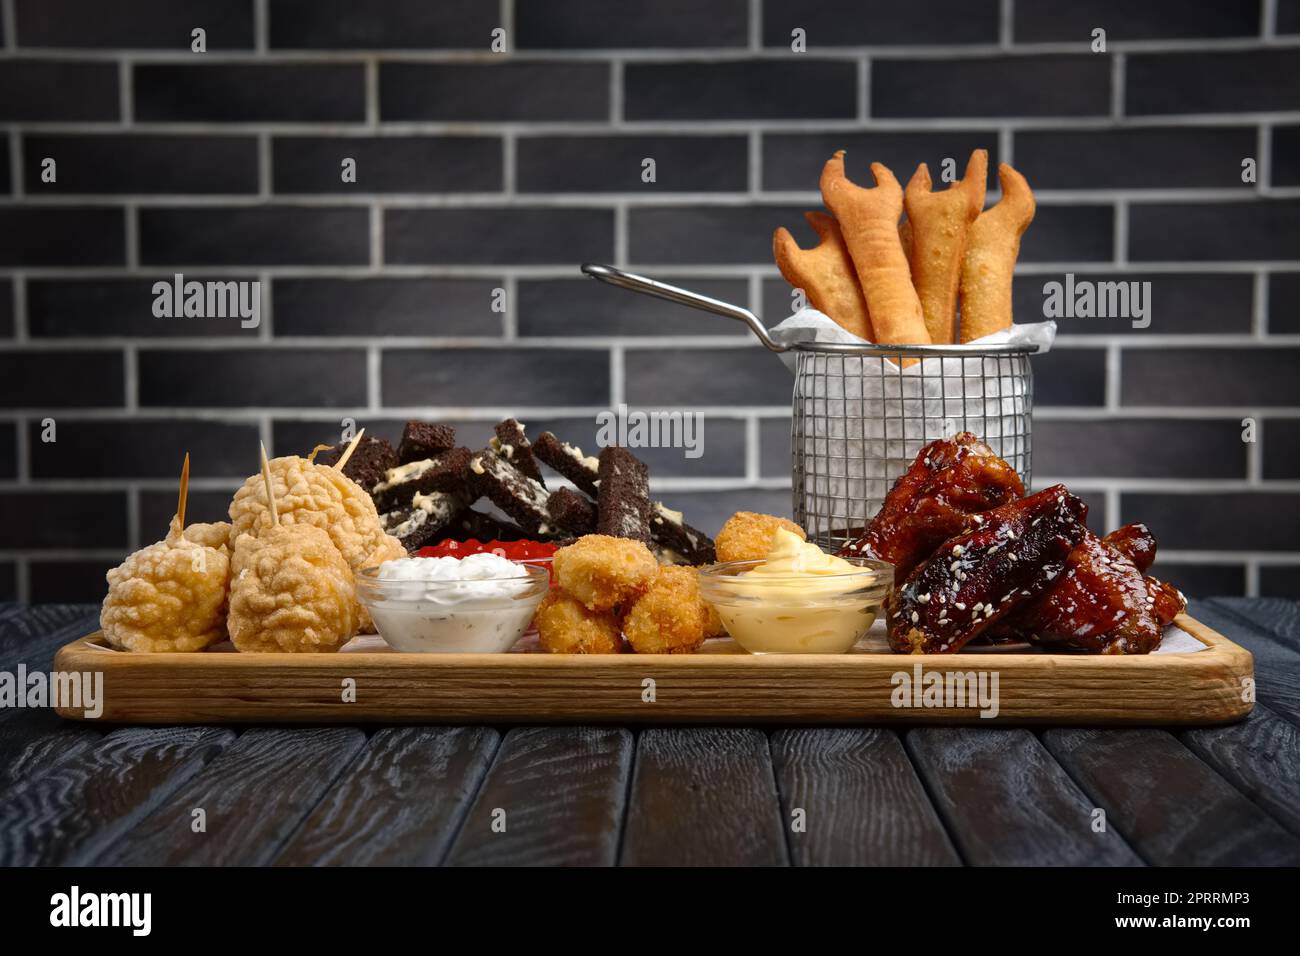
[533,431,599,496]
[492,418,545,485]
[380,491,466,551]
[467,448,555,535]
[546,487,597,536]
[314,436,398,494]
[398,420,456,465]
[650,502,716,564]
[596,446,652,542]
[371,447,472,514]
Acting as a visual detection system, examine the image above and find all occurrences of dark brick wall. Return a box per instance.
[2,0,1297,600]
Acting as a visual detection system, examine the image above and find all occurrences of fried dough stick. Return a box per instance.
[904,149,988,344]
[820,153,930,348]
[959,163,1036,343]
[773,211,874,340]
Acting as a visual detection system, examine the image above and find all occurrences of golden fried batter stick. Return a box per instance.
[959,163,1036,343]
[819,153,930,349]
[904,149,988,344]
[773,211,874,341]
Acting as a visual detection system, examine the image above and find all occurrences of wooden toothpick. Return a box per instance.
[176,452,190,530]
[259,441,279,526]
[334,427,367,472]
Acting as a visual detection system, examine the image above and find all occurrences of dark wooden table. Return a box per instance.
[1,599,1299,867]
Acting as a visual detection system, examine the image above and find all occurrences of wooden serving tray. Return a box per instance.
[53,614,1252,726]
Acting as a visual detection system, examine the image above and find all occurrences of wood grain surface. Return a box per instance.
[905,727,1142,865]
[274,726,499,866]
[445,726,632,867]
[771,727,961,866]
[1189,600,1300,725]
[620,727,788,866]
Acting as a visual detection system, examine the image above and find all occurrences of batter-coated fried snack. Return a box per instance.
[773,211,873,341]
[904,149,987,344]
[959,163,1036,343]
[715,511,806,564]
[551,534,659,612]
[181,520,232,555]
[101,517,231,653]
[820,153,930,348]
[534,591,623,654]
[623,565,711,654]
[227,523,358,653]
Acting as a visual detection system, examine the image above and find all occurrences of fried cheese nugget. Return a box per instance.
[959,163,1036,343]
[227,523,358,653]
[773,211,874,341]
[904,149,988,344]
[820,153,930,349]
[552,534,659,612]
[101,517,231,653]
[714,511,806,564]
[623,566,710,654]
[534,591,623,654]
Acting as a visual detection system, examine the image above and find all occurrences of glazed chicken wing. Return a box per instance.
[839,432,1025,580]
[886,484,1088,653]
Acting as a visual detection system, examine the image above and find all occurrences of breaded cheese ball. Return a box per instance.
[227,524,358,653]
[715,511,806,563]
[181,520,232,555]
[534,591,623,654]
[101,517,231,653]
[551,534,659,612]
[622,565,712,655]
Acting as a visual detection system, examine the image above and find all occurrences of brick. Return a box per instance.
[1150,563,1245,598]
[1122,348,1300,406]
[872,55,1109,118]
[0,421,15,478]
[760,416,792,478]
[385,207,613,265]
[0,60,118,121]
[763,131,1001,191]
[1281,0,1300,33]
[628,204,805,264]
[625,60,857,121]
[0,134,9,194]
[15,0,254,48]
[1263,419,1300,480]
[1130,200,1300,261]
[1269,273,1300,335]
[139,348,367,408]
[139,206,369,266]
[381,348,610,407]
[0,279,12,338]
[1121,492,1300,551]
[1031,348,1107,407]
[517,277,750,337]
[1260,566,1300,598]
[269,0,494,49]
[1018,205,1114,262]
[518,0,748,48]
[624,346,791,406]
[516,135,747,193]
[27,277,261,338]
[380,62,608,122]
[139,489,234,541]
[0,207,124,267]
[764,0,999,45]
[134,63,365,122]
[24,134,259,195]
[272,419,403,458]
[1035,418,1246,479]
[28,418,258,479]
[1271,125,1300,187]
[525,413,747,479]
[1013,272,1254,335]
[29,559,118,604]
[1127,50,1300,115]
[274,278,503,337]
[0,564,14,602]
[1015,0,1259,42]
[272,136,502,194]
[0,350,124,408]
[1,491,127,549]
[1015,127,1255,190]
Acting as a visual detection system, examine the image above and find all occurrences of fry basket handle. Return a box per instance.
[581,263,788,353]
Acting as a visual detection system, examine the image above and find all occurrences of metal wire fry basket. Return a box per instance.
[581,265,1037,551]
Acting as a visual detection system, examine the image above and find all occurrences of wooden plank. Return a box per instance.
[53,614,1254,726]
[770,727,960,866]
[0,726,234,866]
[272,726,499,867]
[0,605,98,669]
[1042,727,1300,865]
[905,727,1142,865]
[94,727,366,866]
[1179,705,1300,840]
[445,726,632,867]
[620,728,787,866]
[1190,600,1300,725]
[1212,597,1300,651]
